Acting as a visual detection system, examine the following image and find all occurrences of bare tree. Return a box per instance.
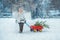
[50,0,60,10]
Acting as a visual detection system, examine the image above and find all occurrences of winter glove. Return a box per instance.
[24,20,26,23]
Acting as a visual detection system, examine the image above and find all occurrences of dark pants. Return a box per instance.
[19,22,24,33]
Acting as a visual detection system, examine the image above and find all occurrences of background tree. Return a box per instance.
[50,0,60,10]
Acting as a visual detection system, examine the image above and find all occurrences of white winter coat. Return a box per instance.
[16,11,25,23]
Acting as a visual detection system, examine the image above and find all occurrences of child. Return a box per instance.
[16,7,26,33]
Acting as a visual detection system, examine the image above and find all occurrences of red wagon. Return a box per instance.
[30,25,43,32]
[25,21,49,32]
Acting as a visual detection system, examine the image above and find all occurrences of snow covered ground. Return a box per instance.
[0,18,60,40]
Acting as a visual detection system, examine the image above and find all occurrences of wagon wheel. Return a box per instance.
[34,29,37,32]
[30,29,33,31]
[39,30,42,32]
[37,29,39,31]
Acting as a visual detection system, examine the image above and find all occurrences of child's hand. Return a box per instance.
[24,20,26,23]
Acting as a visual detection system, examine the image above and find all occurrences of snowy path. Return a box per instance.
[0,18,60,40]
